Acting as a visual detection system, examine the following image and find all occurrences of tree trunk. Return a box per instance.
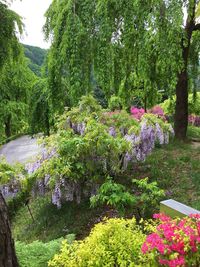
[0,192,19,267]
[5,115,11,139]
[174,63,189,140]
[174,2,196,140]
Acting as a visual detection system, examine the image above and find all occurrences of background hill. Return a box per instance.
[23,44,48,76]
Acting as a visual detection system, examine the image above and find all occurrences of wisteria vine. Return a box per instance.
[1,97,174,208]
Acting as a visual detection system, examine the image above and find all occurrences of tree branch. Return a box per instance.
[193,23,200,31]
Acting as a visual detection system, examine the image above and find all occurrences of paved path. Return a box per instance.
[0,135,42,164]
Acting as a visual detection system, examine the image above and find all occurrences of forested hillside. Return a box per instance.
[23,44,47,76]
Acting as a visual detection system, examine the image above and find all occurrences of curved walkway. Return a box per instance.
[0,135,42,164]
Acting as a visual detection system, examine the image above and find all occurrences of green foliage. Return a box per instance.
[16,237,70,267]
[44,0,196,112]
[29,78,51,136]
[32,96,134,187]
[161,93,200,116]
[25,95,172,211]
[90,178,136,215]
[23,44,48,77]
[0,1,23,69]
[91,177,164,217]
[196,2,200,18]
[0,2,36,142]
[24,44,47,67]
[0,53,36,140]
[0,157,23,185]
[93,86,107,108]
[132,178,165,217]
[187,125,200,139]
[108,95,123,111]
[49,218,151,267]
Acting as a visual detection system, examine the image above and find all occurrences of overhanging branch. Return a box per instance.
[193,23,200,31]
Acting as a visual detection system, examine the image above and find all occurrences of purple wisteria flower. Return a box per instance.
[52,182,62,208]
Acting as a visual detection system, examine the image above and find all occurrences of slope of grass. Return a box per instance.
[12,196,104,243]
[134,140,200,210]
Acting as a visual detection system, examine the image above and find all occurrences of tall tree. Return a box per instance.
[0,55,36,140]
[0,192,19,267]
[0,1,22,69]
[29,78,51,136]
[44,0,200,139]
[174,0,200,139]
[0,1,24,266]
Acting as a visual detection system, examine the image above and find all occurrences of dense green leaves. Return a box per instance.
[0,54,36,140]
[23,44,48,76]
[0,1,23,68]
[29,78,51,136]
[44,0,185,111]
[49,218,151,267]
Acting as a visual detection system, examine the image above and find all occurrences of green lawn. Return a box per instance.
[12,196,104,242]
[134,140,200,210]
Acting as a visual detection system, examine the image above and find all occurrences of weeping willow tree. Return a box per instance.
[29,78,51,136]
[0,2,24,266]
[44,0,200,139]
[0,1,23,69]
[0,55,36,140]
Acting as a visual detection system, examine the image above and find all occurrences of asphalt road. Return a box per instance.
[0,135,42,164]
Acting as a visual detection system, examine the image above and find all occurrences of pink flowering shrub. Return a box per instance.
[130,107,145,120]
[188,115,200,127]
[148,106,166,121]
[130,106,166,121]
[142,213,200,267]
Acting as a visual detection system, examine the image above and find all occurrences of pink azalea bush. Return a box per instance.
[142,213,200,267]
[148,106,166,121]
[130,106,166,121]
[130,107,145,120]
[188,115,200,127]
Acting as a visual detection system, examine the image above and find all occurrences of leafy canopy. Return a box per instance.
[44,0,184,109]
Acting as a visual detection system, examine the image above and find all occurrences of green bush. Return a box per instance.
[49,218,152,267]
[16,235,74,267]
[90,177,164,217]
[161,93,200,115]
[108,95,123,111]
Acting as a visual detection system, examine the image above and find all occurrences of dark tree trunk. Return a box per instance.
[0,192,19,267]
[174,2,196,140]
[174,54,189,140]
[5,115,12,139]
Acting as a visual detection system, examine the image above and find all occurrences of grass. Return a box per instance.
[12,196,104,243]
[134,139,200,210]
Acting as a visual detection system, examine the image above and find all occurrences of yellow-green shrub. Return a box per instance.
[49,218,151,267]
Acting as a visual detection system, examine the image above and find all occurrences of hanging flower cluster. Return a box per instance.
[25,147,57,175]
[21,96,175,208]
[142,213,200,267]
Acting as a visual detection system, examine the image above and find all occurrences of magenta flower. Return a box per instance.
[142,213,200,266]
